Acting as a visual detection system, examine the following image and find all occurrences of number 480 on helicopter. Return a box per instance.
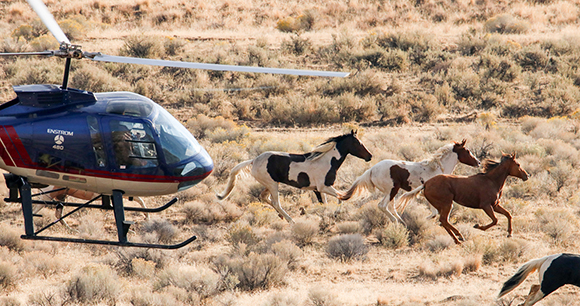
[0,0,349,249]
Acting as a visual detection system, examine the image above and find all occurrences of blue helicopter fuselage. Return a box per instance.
[0,84,213,196]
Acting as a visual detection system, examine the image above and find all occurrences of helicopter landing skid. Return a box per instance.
[4,175,196,249]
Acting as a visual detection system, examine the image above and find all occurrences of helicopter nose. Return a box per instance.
[176,149,214,191]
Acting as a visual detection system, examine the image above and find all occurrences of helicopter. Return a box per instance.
[0,0,349,249]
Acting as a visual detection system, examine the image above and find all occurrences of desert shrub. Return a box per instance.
[291,219,319,246]
[463,254,482,273]
[478,54,520,83]
[496,238,533,263]
[121,35,164,58]
[374,222,409,249]
[0,297,20,306]
[535,209,576,246]
[270,240,303,270]
[336,92,377,122]
[23,252,64,277]
[130,258,156,279]
[357,202,389,234]
[457,32,487,56]
[58,19,86,41]
[281,34,312,56]
[115,246,167,274]
[28,290,61,306]
[129,290,182,306]
[321,70,384,97]
[183,200,242,224]
[0,226,25,252]
[29,34,59,51]
[425,234,455,252]
[141,219,177,243]
[187,114,238,139]
[11,24,34,41]
[227,222,259,248]
[164,36,186,56]
[402,207,432,245]
[263,292,302,306]
[276,11,316,33]
[71,65,124,92]
[326,234,368,261]
[484,14,530,34]
[1,37,28,53]
[155,265,220,299]
[261,95,340,126]
[308,287,341,306]
[515,45,549,71]
[0,262,15,290]
[215,252,287,291]
[5,58,63,86]
[64,264,120,305]
[336,221,361,234]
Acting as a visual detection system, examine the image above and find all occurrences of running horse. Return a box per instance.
[499,253,580,306]
[217,130,372,223]
[339,140,480,224]
[397,153,528,244]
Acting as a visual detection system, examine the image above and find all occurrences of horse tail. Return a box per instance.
[216,160,253,200]
[395,185,424,214]
[498,254,559,298]
[339,169,375,201]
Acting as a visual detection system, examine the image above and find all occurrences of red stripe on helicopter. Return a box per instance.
[0,126,16,167]
[5,125,33,165]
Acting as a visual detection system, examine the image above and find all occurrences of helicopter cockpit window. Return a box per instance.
[106,100,153,118]
[153,106,201,165]
[110,120,158,169]
[87,116,107,168]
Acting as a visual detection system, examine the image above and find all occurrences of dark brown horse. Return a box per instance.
[397,153,528,244]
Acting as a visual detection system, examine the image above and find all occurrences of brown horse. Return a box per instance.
[397,153,528,244]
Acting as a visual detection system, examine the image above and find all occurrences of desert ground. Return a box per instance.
[2,0,580,305]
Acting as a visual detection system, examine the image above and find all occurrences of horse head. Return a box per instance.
[503,152,528,181]
[344,130,372,162]
[453,139,480,167]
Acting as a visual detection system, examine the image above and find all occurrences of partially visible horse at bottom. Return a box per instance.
[339,139,480,224]
[396,153,528,244]
[217,131,372,224]
[499,253,580,306]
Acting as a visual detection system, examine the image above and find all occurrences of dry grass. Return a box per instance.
[3,0,580,304]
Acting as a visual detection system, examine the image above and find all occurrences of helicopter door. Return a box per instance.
[107,119,159,172]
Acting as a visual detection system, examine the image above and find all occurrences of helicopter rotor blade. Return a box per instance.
[26,0,70,45]
[0,51,55,57]
[90,53,349,77]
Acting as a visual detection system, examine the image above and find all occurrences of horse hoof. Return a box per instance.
[473,224,480,229]
[507,234,512,238]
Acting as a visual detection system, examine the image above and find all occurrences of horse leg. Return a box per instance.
[492,204,512,237]
[474,205,498,232]
[438,204,463,244]
[260,189,272,204]
[314,191,324,204]
[132,196,149,220]
[521,284,545,306]
[259,182,294,224]
[377,195,399,224]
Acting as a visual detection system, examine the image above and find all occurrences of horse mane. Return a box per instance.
[420,143,454,171]
[305,133,351,161]
[482,155,510,173]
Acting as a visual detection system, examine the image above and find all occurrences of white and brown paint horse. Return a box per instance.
[499,253,580,306]
[217,131,372,223]
[339,140,480,224]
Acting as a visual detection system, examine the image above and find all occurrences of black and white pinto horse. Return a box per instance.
[499,253,580,306]
[339,140,480,224]
[217,131,372,223]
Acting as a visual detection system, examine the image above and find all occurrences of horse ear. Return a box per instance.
[461,139,467,146]
[351,129,357,136]
[512,151,517,159]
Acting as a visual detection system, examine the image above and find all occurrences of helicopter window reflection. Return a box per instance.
[106,100,153,118]
[87,116,107,168]
[110,120,158,169]
[153,107,201,165]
